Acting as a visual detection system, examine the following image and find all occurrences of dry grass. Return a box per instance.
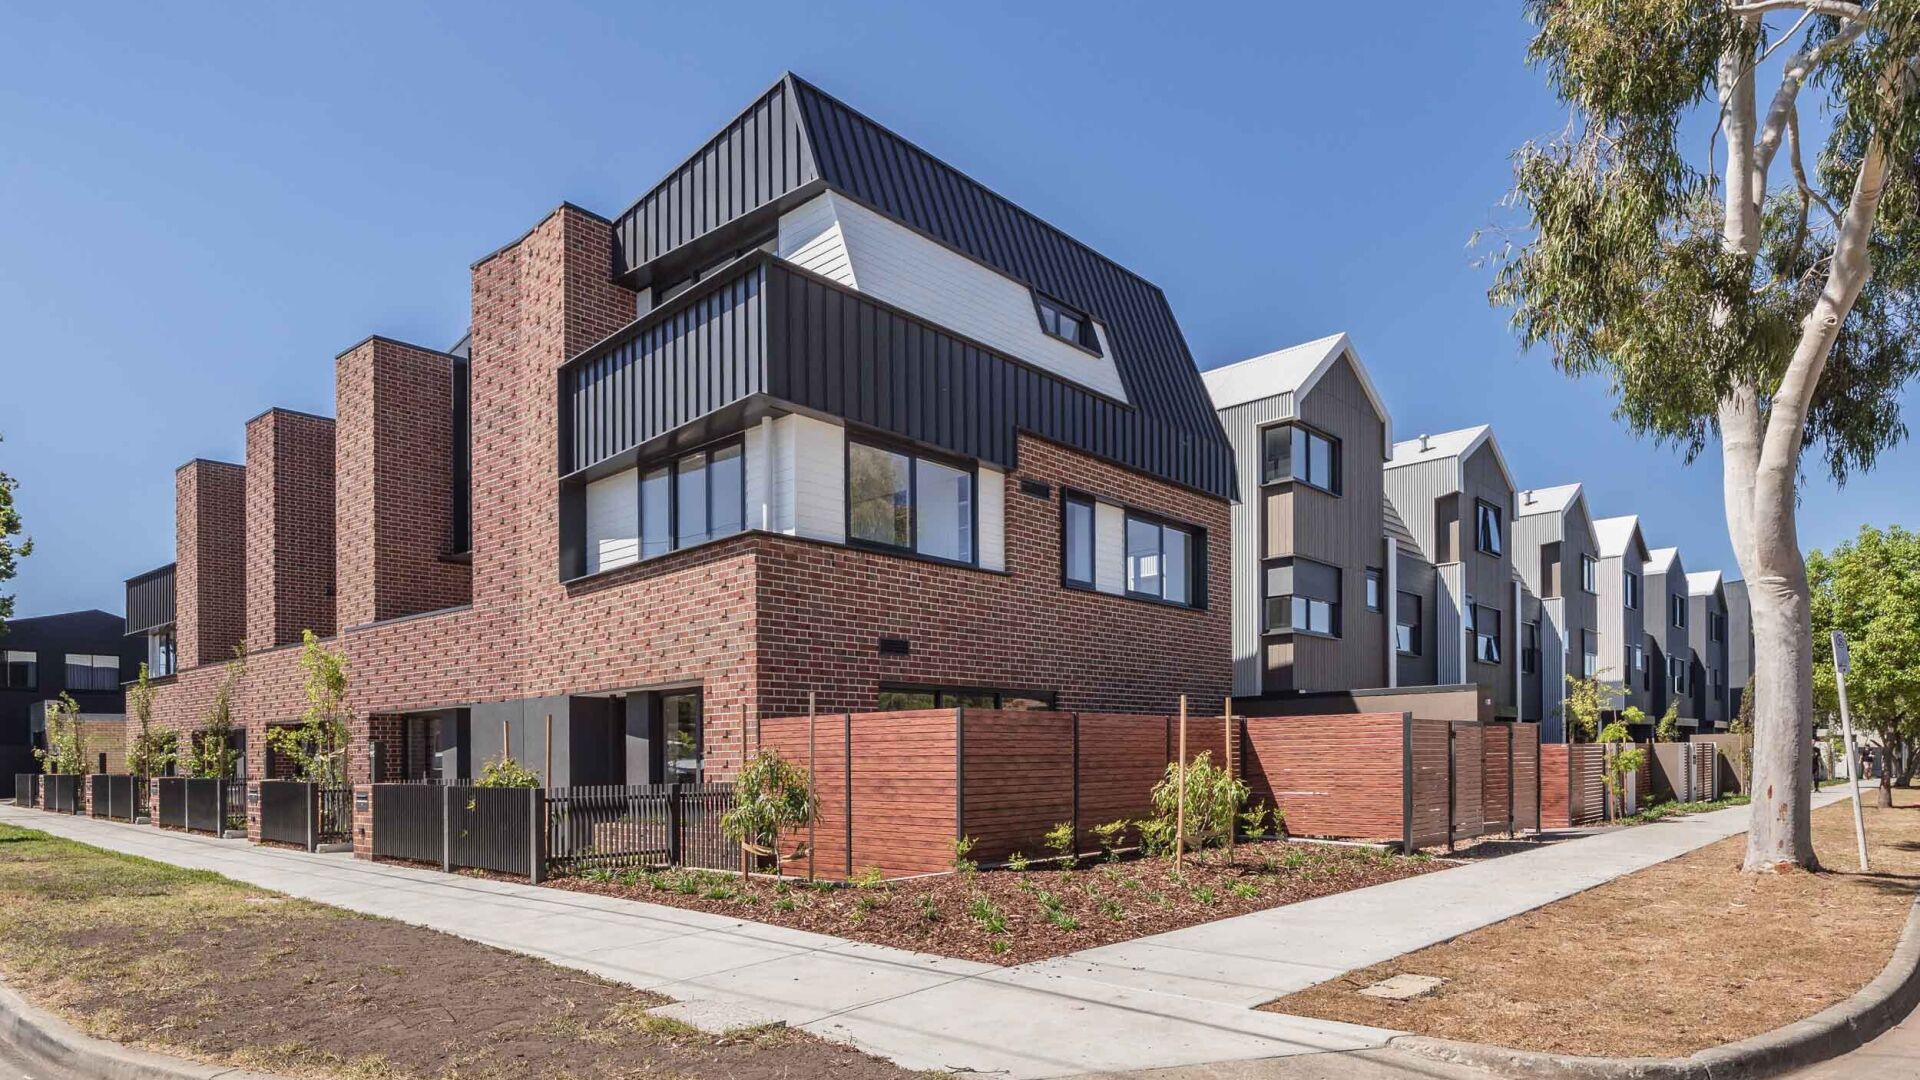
[1266,789,1920,1059]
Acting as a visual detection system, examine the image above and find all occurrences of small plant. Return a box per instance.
[189,647,247,779]
[1191,885,1218,905]
[989,938,1011,956]
[33,693,88,775]
[1653,702,1681,742]
[952,835,978,876]
[265,635,351,784]
[1147,751,1249,855]
[1006,851,1030,872]
[720,749,819,877]
[852,865,887,889]
[1093,819,1130,862]
[1239,801,1271,839]
[1599,720,1648,818]
[916,894,940,924]
[476,755,541,788]
[1044,821,1078,869]
[1135,816,1174,857]
[125,663,177,780]
[1229,881,1260,900]
[1043,907,1080,931]
[774,897,798,913]
[966,893,1008,935]
[1099,897,1125,920]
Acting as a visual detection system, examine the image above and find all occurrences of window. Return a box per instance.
[2,650,34,691]
[1641,646,1653,691]
[1581,555,1598,594]
[1467,601,1502,663]
[1033,294,1100,353]
[148,632,176,678]
[1063,495,1095,586]
[1365,567,1382,612]
[1265,558,1341,636]
[1709,611,1725,642]
[1126,514,1195,605]
[634,438,745,561]
[1669,656,1687,695]
[848,440,974,563]
[1396,591,1423,655]
[661,691,702,785]
[1522,621,1540,675]
[1260,423,1340,493]
[1624,571,1641,610]
[1712,667,1725,698]
[1582,630,1599,678]
[65,654,119,692]
[1670,593,1687,629]
[1474,500,1503,557]
[878,686,1056,711]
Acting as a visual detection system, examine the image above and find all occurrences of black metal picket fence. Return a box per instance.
[258,780,352,851]
[365,782,735,882]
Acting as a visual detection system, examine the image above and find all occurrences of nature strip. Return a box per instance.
[1391,893,1920,1080]
[0,972,285,1080]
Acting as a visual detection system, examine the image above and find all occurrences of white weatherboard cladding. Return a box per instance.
[777,193,1131,403]
[745,421,771,531]
[585,468,640,575]
[769,413,846,543]
[978,466,1006,572]
[1094,501,1126,595]
[1215,392,1294,696]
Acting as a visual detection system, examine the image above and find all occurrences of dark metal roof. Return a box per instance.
[123,563,176,636]
[605,74,1233,499]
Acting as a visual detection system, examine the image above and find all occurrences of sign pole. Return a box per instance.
[1175,696,1188,874]
[1832,631,1870,872]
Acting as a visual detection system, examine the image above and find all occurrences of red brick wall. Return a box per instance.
[246,409,337,649]
[335,337,472,627]
[175,459,247,670]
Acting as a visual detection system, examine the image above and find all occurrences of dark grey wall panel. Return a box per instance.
[125,564,176,635]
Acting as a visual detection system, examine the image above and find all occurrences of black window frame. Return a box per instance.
[1364,567,1383,612]
[2,650,36,691]
[1581,629,1599,678]
[1709,610,1725,642]
[1624,571,1641,610]
[1474,499,1503,557]
[1259,421,1342,495]
[64,653,120,693]
[1669,655,1687,695]
[1521,620,1541,675]
[1031,291,1102,355]
[878,684,1058,711]
[1061,493,1096,588]
[846,435,980,569]
[1581,554,1598,594]
[1123,509,1201,608]
[1467,600,1503,664]
[1264,556,1342,638]
[1395,591,1423,656]
[1670,593,1687,629]
[615,434,748,567]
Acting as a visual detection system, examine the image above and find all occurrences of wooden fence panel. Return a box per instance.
[1450,723,1486,842]
[1481,725,1512,835]
[960,710,1072,863]
[1571,744,1608,825]
[1511,724,1540,831]
[1241,713,1405,844]
[1407,719,1451,848]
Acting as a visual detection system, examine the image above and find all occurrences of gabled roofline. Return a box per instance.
[1384,424,1515,495]
[1203,332,1393,456]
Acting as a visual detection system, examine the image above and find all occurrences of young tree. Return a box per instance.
[0,433,29,632]
[1655,702,1684,742]
[188,647,245,778]
[1491,2,1920,870]
[265,631,349,785]
[1808,524,1920,804]
[125,662,178,779]
[1560,672,1619,741]
[34,694,88,775]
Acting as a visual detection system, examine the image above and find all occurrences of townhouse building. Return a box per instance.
[121,74,1233,787]
[1512,484,1602,741]
[1,610,142,777]
[1382,427,1521,719]
[1592,515,1653,718]
[1725,577,1755,716]
[1687,570,1731,731]
[1644,547,1696,729]
[1200,334,1395,696]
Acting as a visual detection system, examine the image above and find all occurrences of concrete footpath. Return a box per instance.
[0,795,1843,1079]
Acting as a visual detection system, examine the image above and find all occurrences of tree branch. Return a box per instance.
[1730,0,1870,19]
[1753,16,1869,203]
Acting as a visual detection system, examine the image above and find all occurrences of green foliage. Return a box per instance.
[1092,819,1130,862]
[720,749,818,874]
[1560,673,1617,742]
[851,865,887,889]
[1810,524,1920,756]
[475,756,540,789]
[1599,719,1648,812]
[1239,800,1275,839]
[1147,751,1249,854]
[1044,821,1078,869]
[1654,702,1682,742]
[0,433,29,631]
[263,633,349,785]
[1005,851,1029,872]
[188,647,245,779]
[32,694,88,775]
[965,893,1007,935]
[125,663,177,780]
[952,834,977,876]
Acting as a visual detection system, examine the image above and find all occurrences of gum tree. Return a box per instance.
[1491,0,1920,869]
[1808,524,1920,799]
[0,433,28,632]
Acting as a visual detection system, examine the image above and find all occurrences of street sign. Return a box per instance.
[1832,630,1852,674]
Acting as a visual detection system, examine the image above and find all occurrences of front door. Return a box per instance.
[660,691,702,784]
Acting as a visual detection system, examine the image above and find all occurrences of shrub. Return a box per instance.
[125,664,177,780]
[263,635,348,784]
[1044,821,1078,869]
[952,835,978,876]
[1006,851,1030,872]
[33,694,88,775]
[966,893,1007,935]
[1092,819,1130,862]
[1239,801,1272,839]
[1147,751,1249,854]
[476,756,541,788]
[720,749,819,876]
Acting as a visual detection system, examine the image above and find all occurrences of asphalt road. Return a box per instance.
[0,1038,76,1080]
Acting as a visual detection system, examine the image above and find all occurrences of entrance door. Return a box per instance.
[660,691,702,784]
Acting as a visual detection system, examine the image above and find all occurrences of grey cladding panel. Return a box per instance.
[125,564,176,635]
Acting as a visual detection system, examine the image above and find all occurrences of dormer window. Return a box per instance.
[1034,294,1101,354]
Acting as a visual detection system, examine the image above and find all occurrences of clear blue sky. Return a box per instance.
[3,2,1914,618]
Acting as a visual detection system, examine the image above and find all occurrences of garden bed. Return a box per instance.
[1265,791,1920,1058]
[551,838,1446,965]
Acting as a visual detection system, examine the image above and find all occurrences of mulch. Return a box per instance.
[550,839,1446,966]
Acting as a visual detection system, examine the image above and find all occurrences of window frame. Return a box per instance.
[1669,655,1687,695]
[846,435,979,569]
[878,684,1058,711]
[2,650,36,691]
[1474,499,1503,557]
[1670,593,1687,629]
[1364,567,1383,612]
[588,434,748,572]
[64,653,120,693]
[1624,571,1641,610]
[1467,599,1503,664]
[1395,591,1423,656]
[1124,510,1199,607]
[1521,620,1540,675]
[1030,292,1102,355]
[1581,554,1598,594]
[1581,629,1600,678]
[1061,493,1096,588]
[1258,421,1342,495]
[1264,556,1342,639]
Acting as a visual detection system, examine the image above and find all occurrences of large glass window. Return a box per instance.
[676,452,709,548]
[1582,630,1599,678]
[148,632,177,678]
[848,440,973,563]
[3,650,35,690]
[621,439,745,565]
[1581,555,1598,594]
[1669,656,1687,695]
[1365,567,1382,612]
[1624,571,1641,610]
[1468,601,1502,663]
[1522,622,1540,675]
[1671,593,1687,629]
[1265,558,1340,637]
[640,465,672,558]
[878,686,1057,711]
[1396,591,1422,655]
[1260,424,1340,493]
[661,691,702,785]
[1475,500,1503,556]
[1127,514,1195,605]
[65,654,119,692]
[1063,495,1095,586]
